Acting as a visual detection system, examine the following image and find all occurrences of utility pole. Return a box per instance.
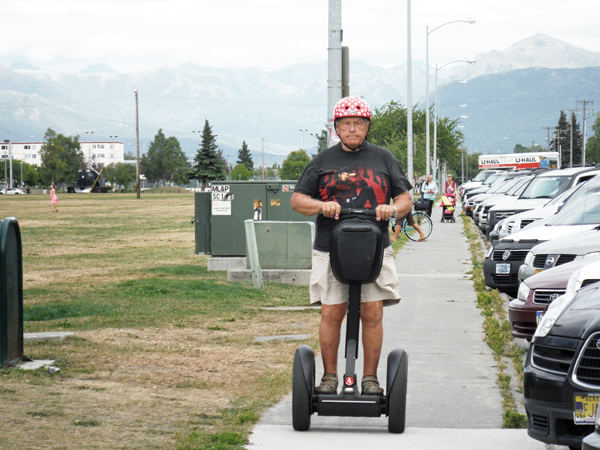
[261,138,265,180]
[577,100,594,166]
[541,126,552,151]
[135,89,140,199]
[326,0,342,148]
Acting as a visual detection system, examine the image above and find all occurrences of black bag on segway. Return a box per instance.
[329,218,384,285]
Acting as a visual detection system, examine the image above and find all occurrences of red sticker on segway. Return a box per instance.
[345,376,355,386]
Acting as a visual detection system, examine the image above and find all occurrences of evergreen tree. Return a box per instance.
[236,141,254,171]
[552,111,569,167]
[193,119,226,189]
[565,112,583,167]
[317,129,328,152]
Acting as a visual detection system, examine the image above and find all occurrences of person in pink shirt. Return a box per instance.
[50,183,59,212]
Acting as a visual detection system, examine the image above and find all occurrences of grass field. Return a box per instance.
[0,192,321,450]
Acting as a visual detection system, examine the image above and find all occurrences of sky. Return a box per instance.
[2,0,600,74]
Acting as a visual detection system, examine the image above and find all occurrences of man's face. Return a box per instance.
[337,118,369,150]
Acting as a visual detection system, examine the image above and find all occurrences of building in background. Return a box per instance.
[0,141,125,167]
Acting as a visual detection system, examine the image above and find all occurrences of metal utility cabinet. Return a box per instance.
[209,181,314,257]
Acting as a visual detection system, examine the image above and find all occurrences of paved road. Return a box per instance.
[247,205,566,450]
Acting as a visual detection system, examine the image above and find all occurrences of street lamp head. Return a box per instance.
[467,18,476,24]
[467,60,476,64]
[460,104,467,107]
[459,80,468,84]
[459,116,468,119]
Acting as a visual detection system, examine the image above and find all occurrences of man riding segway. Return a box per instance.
[291,96,412,402]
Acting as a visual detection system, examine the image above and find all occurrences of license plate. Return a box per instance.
[574,394,600,424]
[536,311,545,325]
[496,263,511,274]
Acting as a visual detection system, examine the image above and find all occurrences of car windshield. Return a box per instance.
[547,193,600,226]
[473,171,495,182]
[483,173,503,186]
[545,186,577,207]
[486,178,512,194]
[519,175,572,199]
[559,178,600,210]
[507,177,532,196]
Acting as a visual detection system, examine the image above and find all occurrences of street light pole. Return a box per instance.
[425,18,475,177]
[20,161,23,188]
[407,0,414,193]
[261,138,265,180]
[434,78,468,182]
[85,131,94,167]
[0,128,12,188]
[134,89,140,199]
[300,128,307,150]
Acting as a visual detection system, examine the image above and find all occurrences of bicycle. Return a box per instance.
[390,211,433,241]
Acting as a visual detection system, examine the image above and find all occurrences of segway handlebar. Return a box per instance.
[339,208,378,218]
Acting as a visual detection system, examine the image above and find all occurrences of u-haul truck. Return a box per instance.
[478,152,559,171]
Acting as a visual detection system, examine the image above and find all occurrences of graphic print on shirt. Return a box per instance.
[319,166,389,209]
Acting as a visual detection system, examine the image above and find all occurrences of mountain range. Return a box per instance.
[1,33,599,164]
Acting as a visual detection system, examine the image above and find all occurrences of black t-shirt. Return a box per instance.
[295,142,412,251]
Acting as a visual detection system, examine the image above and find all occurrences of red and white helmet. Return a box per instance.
[333,97,372,121]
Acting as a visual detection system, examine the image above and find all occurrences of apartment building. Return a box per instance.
[0,141,125,167]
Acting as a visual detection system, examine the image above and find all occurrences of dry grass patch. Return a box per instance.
[0,193,320,449]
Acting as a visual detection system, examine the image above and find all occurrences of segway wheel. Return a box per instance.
[388,351,408,433]
[292,349,312,431]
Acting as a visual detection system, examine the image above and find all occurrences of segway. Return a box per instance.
[292,208,408,433]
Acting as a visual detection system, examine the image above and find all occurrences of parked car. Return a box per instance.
[485,167,600,238]
[496,175,600,241]
[0,187,26,195]
[524,260,600,448]
[464,173,529,217]
[458,170,502,200]
[509,257,600,339]
[519,228,600,282]
[483,192,600,296]
[474,175,535,230]
[491,186,578,241]
[462,172,512,203]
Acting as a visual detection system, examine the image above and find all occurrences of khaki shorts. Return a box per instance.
[310,246,400,307]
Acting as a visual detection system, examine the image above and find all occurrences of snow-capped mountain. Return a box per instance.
[449,34,600,81]
[1,33,600,163]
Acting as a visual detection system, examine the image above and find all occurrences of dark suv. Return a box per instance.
[524,278,600,448]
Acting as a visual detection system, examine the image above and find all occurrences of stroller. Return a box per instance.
[440,193,456,223]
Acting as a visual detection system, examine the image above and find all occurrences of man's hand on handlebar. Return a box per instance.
[320,201,342,220]
[375,204,397,222]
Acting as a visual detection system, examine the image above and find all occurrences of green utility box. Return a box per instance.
[251,221,314,269]
[210,181,314,257]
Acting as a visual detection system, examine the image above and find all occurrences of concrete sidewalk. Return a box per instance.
[246,205,559,449]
